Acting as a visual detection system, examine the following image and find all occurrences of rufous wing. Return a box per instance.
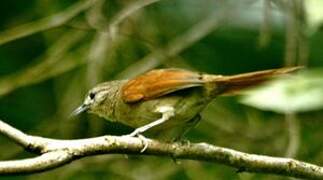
[121,69,204,103]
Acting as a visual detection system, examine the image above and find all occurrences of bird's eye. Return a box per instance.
[89,92,96,99]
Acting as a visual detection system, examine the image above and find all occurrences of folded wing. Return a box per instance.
[121,69,204,103]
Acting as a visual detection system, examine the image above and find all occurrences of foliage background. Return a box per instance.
[0,0,322,179]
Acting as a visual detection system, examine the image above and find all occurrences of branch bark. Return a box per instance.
[0,119,322,179]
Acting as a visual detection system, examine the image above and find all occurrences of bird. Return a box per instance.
[72,67,301,141]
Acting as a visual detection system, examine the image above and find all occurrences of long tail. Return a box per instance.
[205,66,303,96]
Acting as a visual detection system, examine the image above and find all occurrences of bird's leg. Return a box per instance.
[125,106,175,152]
[127,106,175,137]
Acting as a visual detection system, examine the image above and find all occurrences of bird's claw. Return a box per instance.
[137,134,149,153]
[178,139,191,146]
[124,131,149,153]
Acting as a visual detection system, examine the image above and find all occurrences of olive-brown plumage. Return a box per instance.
[73,67,301,141]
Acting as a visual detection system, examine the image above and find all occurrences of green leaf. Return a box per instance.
[306,0,323,34]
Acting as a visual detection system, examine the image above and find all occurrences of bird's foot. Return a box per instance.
[124,132,149,153]
[178,139,191,146]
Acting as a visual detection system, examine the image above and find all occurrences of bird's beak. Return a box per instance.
[71,104,89,117]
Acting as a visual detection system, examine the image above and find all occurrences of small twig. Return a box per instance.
[114,0,159,24]
[258,0,272,48]
[116,9,226,79]
[284,0,297,67]
[295,0,309,66]
[0,119,322,178]
[86,0,162,86]
[283,0,309,67]
[0,31,86,97]
[285,113,300,158]
[0,0,99,46]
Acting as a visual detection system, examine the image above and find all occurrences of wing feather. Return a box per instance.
[121,69,204,103]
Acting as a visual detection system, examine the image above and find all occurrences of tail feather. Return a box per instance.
[209,66,303,96]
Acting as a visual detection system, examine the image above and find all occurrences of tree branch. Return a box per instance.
[0,119,322,179]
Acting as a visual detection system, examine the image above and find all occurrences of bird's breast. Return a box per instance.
[114,87,208,132]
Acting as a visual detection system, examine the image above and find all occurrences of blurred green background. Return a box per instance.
[0,0,323,179]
